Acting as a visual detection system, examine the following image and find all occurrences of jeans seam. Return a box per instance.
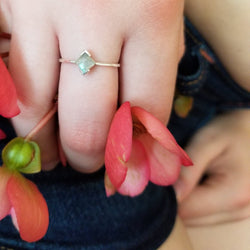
[219,102,250,109]
[185,26,201,47]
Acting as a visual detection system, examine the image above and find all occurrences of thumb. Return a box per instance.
[174,127,224,202]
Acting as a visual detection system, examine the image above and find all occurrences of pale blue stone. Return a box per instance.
[75,51,96,75]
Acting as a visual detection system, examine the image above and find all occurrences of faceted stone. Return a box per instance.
[75,51,96,75]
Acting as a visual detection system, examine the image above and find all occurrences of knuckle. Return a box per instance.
[17,100,53,121]
[62,123,106,157]
[231,191,250,209]
[143,0,184,22]
[61,124,106,173]
[240,209,250,220]
[127,0,184,33]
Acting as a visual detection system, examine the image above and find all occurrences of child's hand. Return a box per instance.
[0,0,185,172]
[174,109,250,225]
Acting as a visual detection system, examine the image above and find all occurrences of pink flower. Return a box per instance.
[0,55,19,157]
[105,102,192,197]
[0,57,20,118]
[0,137,49,242]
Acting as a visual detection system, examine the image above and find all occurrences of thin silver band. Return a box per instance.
[59,50,120,75]
[59,58,120,67]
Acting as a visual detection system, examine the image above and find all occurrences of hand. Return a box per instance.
[174,109,250,225]
[0,0,185,172]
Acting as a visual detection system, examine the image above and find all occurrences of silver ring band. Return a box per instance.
[59,50,120,75]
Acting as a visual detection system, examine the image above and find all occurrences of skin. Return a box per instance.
[176,110,250,225]
[178,1,250,247]
[159,217,193,249]
[188,217,250,250]
[174,0,250,226]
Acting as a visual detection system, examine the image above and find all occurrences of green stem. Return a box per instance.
[25,102,58,141]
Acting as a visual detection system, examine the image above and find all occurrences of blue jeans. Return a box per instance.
[1,18,250,249]
[168,18,250,145]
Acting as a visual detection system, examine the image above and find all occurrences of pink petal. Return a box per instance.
[10,207,19,231]
[7,173,49,242]
[131,106,192,166]
[0,129,6,139]
[139,134,182,186]
[0,58,20,118]
[105,102,133,188]
[117,139,150,197]
[104,171,116,197]
[0,167,12,220]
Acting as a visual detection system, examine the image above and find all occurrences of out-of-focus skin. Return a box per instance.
[175,110,250,225]
[174,0,250,228]
[174,2,250,248]
[188,217,250,250]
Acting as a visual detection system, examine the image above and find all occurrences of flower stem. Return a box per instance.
[25,102,58,141]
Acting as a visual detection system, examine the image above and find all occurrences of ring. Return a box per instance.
[59,50,120,75]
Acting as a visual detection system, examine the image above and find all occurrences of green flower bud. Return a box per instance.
[2,137,41,174]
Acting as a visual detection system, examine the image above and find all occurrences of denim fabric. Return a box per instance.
[168,18,250,146]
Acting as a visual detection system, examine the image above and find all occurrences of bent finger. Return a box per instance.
[56,6,122,172]
[9,5,59,170]
[120,2,184,124]
[174,129,226,201]
[183,203,250,226]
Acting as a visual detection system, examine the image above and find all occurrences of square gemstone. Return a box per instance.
[75,51,96,75]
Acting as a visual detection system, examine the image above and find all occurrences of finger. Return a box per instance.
[183,203,250,226]
[119,1,184,124]
[178,179,232,220]
[178,170,250,219]
[0,1,11,64]
[174,126,225,201]
[56,6,122,172]
[179,149,250,220]
[0,0,11,33]
[178,16,185,61]
[8,5,59,170]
